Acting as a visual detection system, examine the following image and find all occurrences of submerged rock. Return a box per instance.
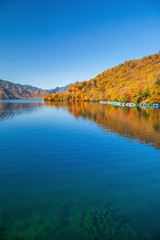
[1,205,143,240]
[72,206,142,240]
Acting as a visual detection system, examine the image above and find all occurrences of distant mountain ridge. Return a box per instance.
[0,79,72,99]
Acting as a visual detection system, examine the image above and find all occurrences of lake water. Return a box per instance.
[0,100,160,240]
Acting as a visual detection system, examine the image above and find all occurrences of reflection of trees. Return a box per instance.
[47,102,160,150]
[0,102,43,121]
[1,101,160,150]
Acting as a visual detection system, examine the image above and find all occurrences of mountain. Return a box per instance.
[0,79,72,99]
[44,53,160,103]
[50,84,73,94]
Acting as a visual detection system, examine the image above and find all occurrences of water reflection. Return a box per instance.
[1,101,160,150]
[0,101,43,121]
[1,101,160,239]
[47,102,160,150]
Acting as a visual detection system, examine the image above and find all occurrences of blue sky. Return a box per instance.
[0,0,160,89]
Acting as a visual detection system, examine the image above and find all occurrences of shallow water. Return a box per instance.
[0,100,160,240]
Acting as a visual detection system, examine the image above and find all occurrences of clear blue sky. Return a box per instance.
[0,0,160,89]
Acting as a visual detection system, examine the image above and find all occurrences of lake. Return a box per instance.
[0,100,160,240]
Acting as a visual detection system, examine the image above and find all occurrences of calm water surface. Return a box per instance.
[0,100,160,240]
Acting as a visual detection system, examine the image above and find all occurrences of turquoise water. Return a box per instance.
[0,100,160,240]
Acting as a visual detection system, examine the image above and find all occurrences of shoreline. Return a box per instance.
[99,101,160,108]
[43,99,160,109]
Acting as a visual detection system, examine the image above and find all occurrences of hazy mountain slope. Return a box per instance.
[0,80,72,99]
[57,84,73,93]
[50,84,72,94]
[44,53,160,103]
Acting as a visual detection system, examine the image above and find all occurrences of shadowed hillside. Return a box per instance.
[0,79,72,99]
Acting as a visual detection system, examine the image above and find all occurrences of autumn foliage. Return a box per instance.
[43,53,160,103]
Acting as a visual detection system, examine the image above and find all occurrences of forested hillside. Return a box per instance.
[44,53,160,103]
